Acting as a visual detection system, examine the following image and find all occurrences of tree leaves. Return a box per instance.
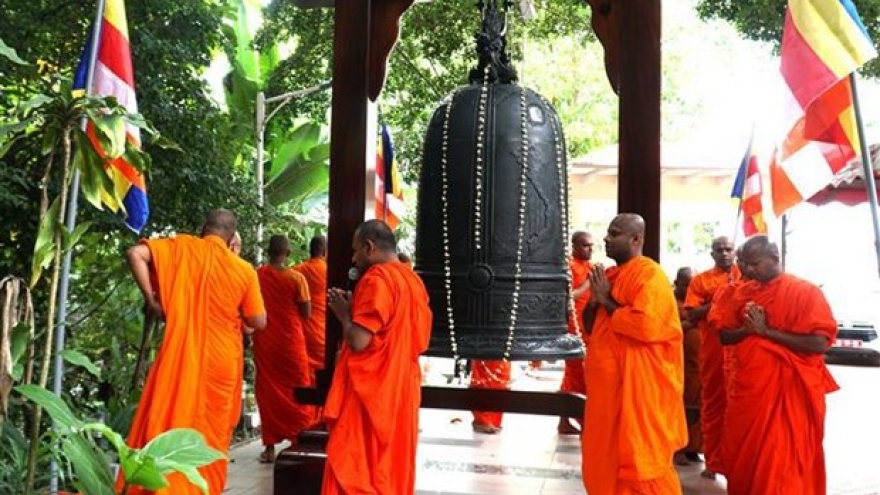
[14,385,83,431]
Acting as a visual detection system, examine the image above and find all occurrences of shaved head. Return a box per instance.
[309,235,327,258]
[604,213,646,264]
[355,220,397,252]
[202,209,238,242]
[710,236,736,270]
[268,234,291,259]
[741,235,779,260]
[612,213,646,236]
[740,235,781,282]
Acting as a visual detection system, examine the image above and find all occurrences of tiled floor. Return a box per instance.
[225,362,880,495]
[225,362,727,495]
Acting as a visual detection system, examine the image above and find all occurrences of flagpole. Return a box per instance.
[50,0,106,492]
[849,72,880,278]
[732,199,743,247]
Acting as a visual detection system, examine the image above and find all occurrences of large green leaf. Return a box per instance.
[30,197,60,288]
[265,159,329,206]
[0,37,27,65]
[142,428,225,468]
[62,221,93,253]
[266,123,322,179]
[90,113,128,160]
[61,349,101,379]
[15,385,83,431]
[73,130,107,211]
[61,435,116,495]
[122,455,168,491]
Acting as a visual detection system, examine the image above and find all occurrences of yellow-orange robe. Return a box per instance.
[470,360,512,428]
[717,274,838,495]
[684,265,738,472]
[254,266,313,446]
[321,262,432,495]
[582,256,686,495]
[294,257,327,372]
[560,259,592,406]
[123,235,265,495]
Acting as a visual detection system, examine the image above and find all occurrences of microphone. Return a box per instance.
[346,267,361,290]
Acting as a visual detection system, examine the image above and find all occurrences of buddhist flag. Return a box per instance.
[73,0,148,232]
[375,123,405,230]
[770,0,877,216]
[731,138,767,237]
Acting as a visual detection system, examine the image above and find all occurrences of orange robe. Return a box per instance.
[294,257,327,372]
[321,262,432,495]
[560,258,592,404]
[254,266,313,446]
[684,266,738,472]
[470,360,512,428]
[678,297,701,452]
[123,235,265,495]
[717,274,838,495]
[582,256,686,495]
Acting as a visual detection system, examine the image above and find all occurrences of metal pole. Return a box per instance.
[849,72,880,278]
[253,80,331,264]
[52,4,106,493]
[255,91,266,265]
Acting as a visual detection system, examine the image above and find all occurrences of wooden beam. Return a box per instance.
[320,0,371,392]
[295,386,586,419]
[617,0,662,261]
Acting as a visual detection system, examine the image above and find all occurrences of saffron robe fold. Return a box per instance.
[294,257,327,371]
[684,266,738,472]
[123,235,265,495]
[582,256,686,495]
[321,262,432,495]
[678,297,701,452]
[470,360,512,428]
[254,265,313,446]
[717,274,838,495]
[560,259,592,403]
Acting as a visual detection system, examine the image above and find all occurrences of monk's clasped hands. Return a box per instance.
[743,302,770,336]
[327,287,352,321]
[588,264,611,305]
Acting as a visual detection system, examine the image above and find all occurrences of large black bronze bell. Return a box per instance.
[415,0,582,361]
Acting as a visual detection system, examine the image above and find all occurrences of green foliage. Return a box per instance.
[696,0,880,77]
[16,384,225,495]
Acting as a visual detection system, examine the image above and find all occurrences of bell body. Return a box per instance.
[415,82,583,361]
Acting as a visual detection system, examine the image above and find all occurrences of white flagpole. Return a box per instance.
[849,72,880,278]
[50,0,106,492]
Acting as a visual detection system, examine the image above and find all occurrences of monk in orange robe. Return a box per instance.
[557,230,593,435]
[671,266,698,465]
[321,220,432,495]
[581,213,686,495]
[469,359,512,434]
[294,235,328,374]
[684,236,738,478]
[122,209,266,495]
[254,234,313,463]
[717,236,838,495]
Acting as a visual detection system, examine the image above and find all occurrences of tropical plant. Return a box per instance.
[16,384,224,495]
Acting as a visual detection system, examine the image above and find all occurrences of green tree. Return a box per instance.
[696,0,880,77]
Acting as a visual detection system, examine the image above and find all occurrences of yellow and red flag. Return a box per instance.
[73,0,148,232]
[770,0,876,216]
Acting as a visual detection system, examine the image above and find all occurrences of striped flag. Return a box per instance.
[770,0,877,216]
[73,0,148,232]
[731,138,767,237]
[374,123,405,230]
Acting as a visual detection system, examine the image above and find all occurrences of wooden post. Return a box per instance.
[617,0,662,261]
[319,0,371,392]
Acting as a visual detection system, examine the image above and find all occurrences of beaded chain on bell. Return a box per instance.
[415,0,584,362]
